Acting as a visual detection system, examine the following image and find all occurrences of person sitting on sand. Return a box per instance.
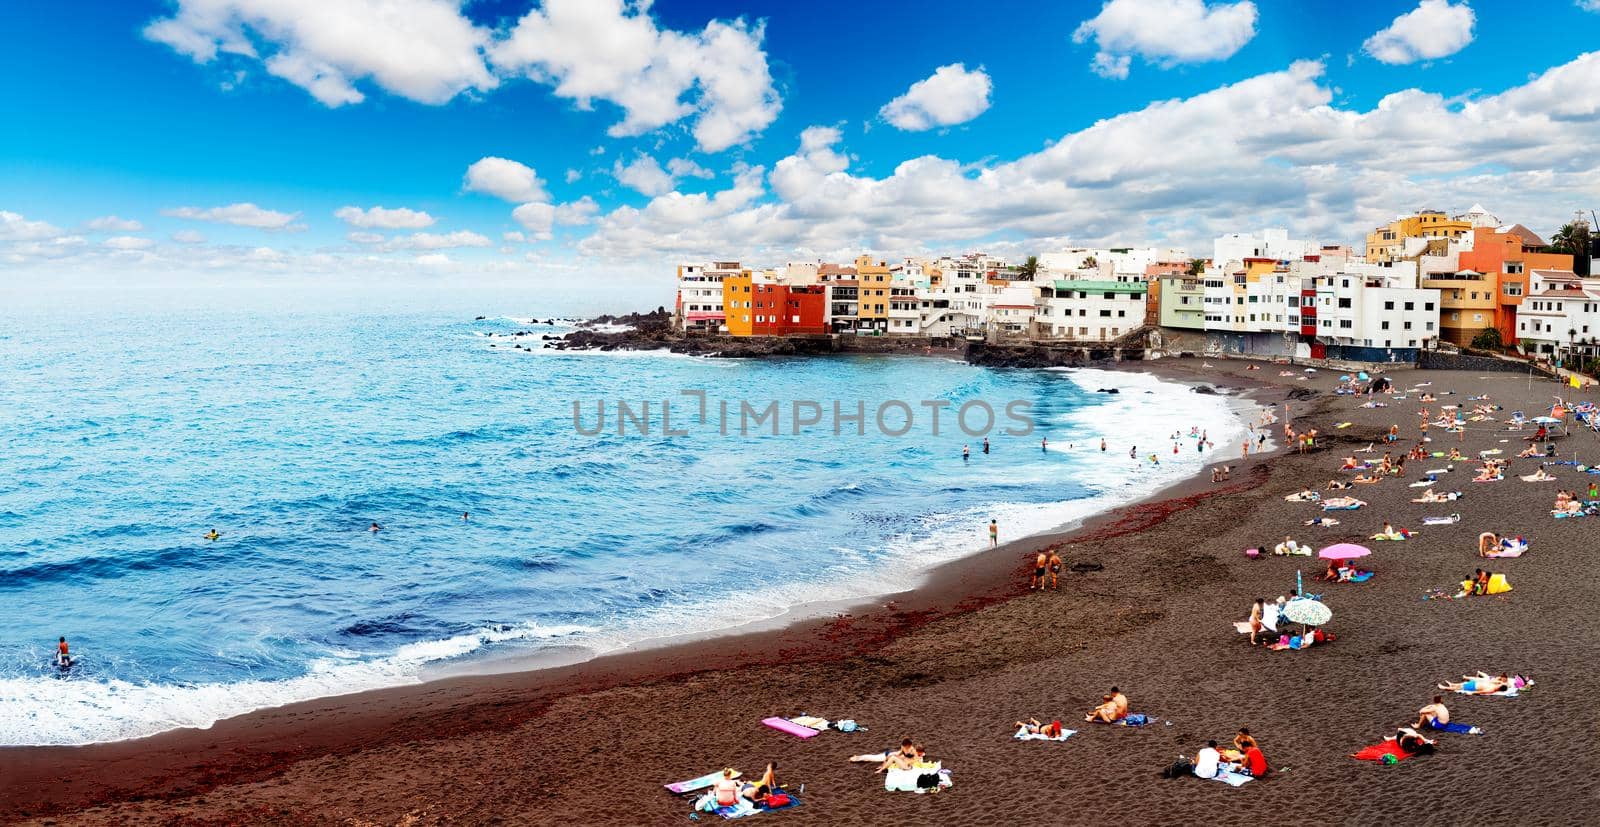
[873,740,918,773]
[1317,559,1341,582]
[1233,737,1268,777]
[714,769,742,807]
[1015,718,1065,738]
[1415,696,1449,729]
[1194,740,1223,778]
[1340,456,1362,470]
[1478,532,1500,557]
[1274,536,1305,556]
[1518,444,1542,458]
[1085,687,1128,723]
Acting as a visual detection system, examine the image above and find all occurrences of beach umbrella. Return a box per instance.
[1358,372,1369,381]
[1282,598,1332,626]
[1318,543,1371,560]
[1532,416,1559,424]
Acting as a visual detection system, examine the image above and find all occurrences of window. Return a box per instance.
[1338,298,1352,309]
[1425,302,1435,310]
[1403,301,1414,311]
[1339,320,1353,329]
[1380,321,1390,330]
[1384,301,1395,310]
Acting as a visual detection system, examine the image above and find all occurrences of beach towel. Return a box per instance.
[1423,515,1460,525]
[1014,728,1075,741]
[762,717,819,738]
[788,716,828,729]
[1346,571,1374,582]
[667,770,740,795]
[1323,501,1365,511]
[1428,721,1482,735]
[1336,422,1353,429]
[713,794,802,819]
[1211,770,1255,787]
[1118,713,1150,727]
[1352,741,1414,763]
[1553,510,1591,519]
[1484,542,1529,559]
[884,764,949,793]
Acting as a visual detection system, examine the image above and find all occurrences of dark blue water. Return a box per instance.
[0,307,1245,744]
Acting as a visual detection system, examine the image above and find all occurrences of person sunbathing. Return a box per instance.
[1084,688,1128,723]
[1355,443,1376,453]
[1274,536,1307,556]
[1518,444,1542,458]
[743,762,780,802]
[873,740,919,773]
[1393,727,1436,756]
[1353,473,1381,484]
[1336,564,1370,582]
[1523,468,1555,482]
[1015,718,1065,738]
[1438,672,1514,694]
[1326,479,1353,490]
[1449,448,1464,461]
[1303,517,1340,527]
[1415,696,1449,729]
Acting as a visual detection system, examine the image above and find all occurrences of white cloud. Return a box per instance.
[1363,0,1476,65]
[512,202,556,238]
[578,52,1600,265]
[143,0,497,107]
[554,196,600,225]
[565,168,583,183]
[667,158,714,180]
[1581,1,1600,11]
[463,157,547,203]
[86,215,145,232]
[613,155,676,196]
[414,253,452,267]
[380,230,492,251]
[0,210,66,241]
[334,205,435,229]
[880,64,992,131]
[171,229,207,244]
[104,236,156,250]
[489,0,780,152]
[1073,0,1257,78]
[347,231,386,244]
[503,231,527,243]
[163,202,302,230]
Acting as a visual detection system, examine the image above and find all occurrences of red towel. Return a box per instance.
[1351,741,1411,762]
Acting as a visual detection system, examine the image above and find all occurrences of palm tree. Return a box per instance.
[1551,221,1592,276]
[1083,255,1098,270]
[1018,255,1039,280]
[1187,258,1206,276]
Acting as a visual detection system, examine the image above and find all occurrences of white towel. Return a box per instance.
[1014,728,1075,741]
[1212,770,1255,787]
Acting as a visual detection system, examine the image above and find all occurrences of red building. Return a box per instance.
[750,283,829,336]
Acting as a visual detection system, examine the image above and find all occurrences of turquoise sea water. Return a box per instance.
[0,304,1247,745]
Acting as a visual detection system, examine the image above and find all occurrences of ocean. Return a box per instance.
[0,304,1250,746]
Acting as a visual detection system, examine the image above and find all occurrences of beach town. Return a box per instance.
[7,207,1600,823]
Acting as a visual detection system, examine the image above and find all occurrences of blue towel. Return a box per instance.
[1348,571,1374,582]
[1429,721,1481,734]
[1119,713,1149,727]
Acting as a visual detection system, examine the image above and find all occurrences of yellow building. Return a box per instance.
[1364,210,1472,264]
[854,255,890,332]
[721,270,755,336]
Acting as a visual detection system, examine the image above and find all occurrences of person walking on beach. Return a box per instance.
[989,519,998,548]
[1032,551,1047,591]
[1047,549,1063,590]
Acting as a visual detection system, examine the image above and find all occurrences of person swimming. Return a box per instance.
[369,522,382,532]
[204,529,220,541]
[56,636,71,668]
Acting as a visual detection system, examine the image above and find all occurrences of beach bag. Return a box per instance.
[835,719,858,732]
[916,772,940,790]
[1162,758,1195,779]
[764,792,791,808]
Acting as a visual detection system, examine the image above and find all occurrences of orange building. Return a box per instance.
[749,283,828,336]
[1434,225,1573,345]
[721,271,755,336]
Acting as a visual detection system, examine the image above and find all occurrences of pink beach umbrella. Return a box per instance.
[1318,543,1371,560]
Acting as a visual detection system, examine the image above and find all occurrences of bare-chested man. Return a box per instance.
[1032,551,1048,591]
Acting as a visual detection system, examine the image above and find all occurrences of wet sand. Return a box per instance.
[5,358,1599,825]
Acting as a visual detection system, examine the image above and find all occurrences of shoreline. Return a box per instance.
[0,360,1282,820]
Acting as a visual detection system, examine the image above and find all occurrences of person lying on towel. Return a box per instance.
[1015,718,1065,738]
[1394,727,1436,756]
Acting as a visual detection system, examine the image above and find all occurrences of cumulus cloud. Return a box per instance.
[171,229,207,244]
[142,0,497,106]
[880,64,992,130]
[565,168,583,183]
[613,155,676,196]
[667,158,714,180]
[0,210,66,242]
[347,231,386,244]
[334,205,435,229]
[489,0,780,151]
[1363,0,1476,65]
[503,231,527,243]
[1073,0,1257,79]
[380,230,491,251]
[463,157,547,203]
[163,202,302,230]
[104,236,156,250]
[578,52,1600,264]
[86,215,145,232]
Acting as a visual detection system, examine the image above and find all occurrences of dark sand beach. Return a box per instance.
[5,358,1599,826]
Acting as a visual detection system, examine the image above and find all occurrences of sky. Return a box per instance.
[3,0,1600,306]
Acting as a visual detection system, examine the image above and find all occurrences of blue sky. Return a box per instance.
[3,0,1599,296]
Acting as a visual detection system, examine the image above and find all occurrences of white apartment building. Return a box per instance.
[1313,261,1441,354]
[1516,269,1600,357]
[675,261,740,331]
